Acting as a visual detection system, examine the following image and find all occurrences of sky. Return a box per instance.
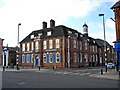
[0,0,118,47]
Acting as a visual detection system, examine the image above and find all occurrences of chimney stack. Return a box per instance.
[50,19,55,28]
[42,21,47,29]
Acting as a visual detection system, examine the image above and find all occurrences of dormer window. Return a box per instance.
[47,31,52,36]
[93,40,95,43]
[31,35,34,39]
[80,35,83,37]
[75,33,78,37]
[68,31,72,34]
[87,39,89,42]
[38,33,42,38]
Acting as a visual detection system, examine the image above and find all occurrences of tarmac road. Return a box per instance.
[2,70,118,88]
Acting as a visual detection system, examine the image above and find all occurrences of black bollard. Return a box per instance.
[3,66,5,71]
[38,66,40,71]
[53,66,54,70]
[101,68,103,75]
[105,65,107,73]
[119,70,120,79]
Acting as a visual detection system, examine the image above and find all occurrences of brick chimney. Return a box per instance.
[50,19,55,28]
[42,21,47,29]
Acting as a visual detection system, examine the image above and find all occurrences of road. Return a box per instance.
[2,70,119,88]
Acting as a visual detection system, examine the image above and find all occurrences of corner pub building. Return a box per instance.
[19,19,116,68]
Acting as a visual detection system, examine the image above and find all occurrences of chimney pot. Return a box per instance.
[42,21,47,29]
[50,19,55,27]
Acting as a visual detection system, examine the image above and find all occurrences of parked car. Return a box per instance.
[106,63,115,69]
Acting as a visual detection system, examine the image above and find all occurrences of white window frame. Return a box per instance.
[73,39,76,48]
[49,40,53,49]
[80,41,82,50]
[31,42,34,51]
[43,40,47,49]
[27,43,30,51]
[31,35,34,39]
[93,46,94,52]
[35,41,39,50]
[43,54,46,63]
[26,54,30,63]
[85,54,88,62]
[22,44,25,51]
[74,53,77,62]
[47,31,52,36]
[56,53,60,63]
[96,55,98,61]
[31,54,33,63]
[80,53,82,62]
[56,39,60,48]
[85,41,87,50]
[49,53,53,63]
[22,55,25,63]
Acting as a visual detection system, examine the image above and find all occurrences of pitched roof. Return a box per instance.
[111,1,120,9]
[20,25,82,43]
[95,39,111,47]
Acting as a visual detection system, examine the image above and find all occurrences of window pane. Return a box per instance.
[43,54,46,62]
[56,53,60,62]
[43,41,46,49]
[49,54,53,62]
[56,39,60,48]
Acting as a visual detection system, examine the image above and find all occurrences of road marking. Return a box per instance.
[18,82,25,85]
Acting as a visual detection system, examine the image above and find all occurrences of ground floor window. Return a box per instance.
[74,53,77,62]
[56,53,60,63]
[80,53,82,62]
[43,54,46,63]
[22,55,25,63]
[49,54,53,63]
[26,54,30,63]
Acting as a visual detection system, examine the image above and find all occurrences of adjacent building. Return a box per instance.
[0,38,4,66]
[20,19,116,68]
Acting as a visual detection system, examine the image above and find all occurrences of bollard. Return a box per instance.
[53,66,54,70]
[101,68,103,75]
[119,70,120,79]
[38,66,40,71]
[3,66,5,71]
[105,65,107,73]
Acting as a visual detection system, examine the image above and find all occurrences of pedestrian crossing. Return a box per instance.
[54,71,90,76]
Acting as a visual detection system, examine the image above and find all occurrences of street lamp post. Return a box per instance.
[17,23,21,70]
[99,14,107,74]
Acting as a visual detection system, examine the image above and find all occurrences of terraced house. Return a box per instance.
[20,19,116,68]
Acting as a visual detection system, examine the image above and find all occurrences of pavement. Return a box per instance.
[0,66,119,80]
[89,69,119,80]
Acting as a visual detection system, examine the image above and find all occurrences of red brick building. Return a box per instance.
[20,19,116,68]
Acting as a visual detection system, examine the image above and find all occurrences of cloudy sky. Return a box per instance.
[0,0,117,47]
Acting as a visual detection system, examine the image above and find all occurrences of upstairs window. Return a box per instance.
[74,53,77,62]
[73,39,76,48]
[85,41,87,50]
[80,41,82,50]
[22,44,25,51]
[31,35,34,39]
[35,41,39,50]
[31,42,34,51]
[43,41,47,49]
[56,39,60,48]
[27,43,30,51]
[49,40,53,49]
[47,31,52,36]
